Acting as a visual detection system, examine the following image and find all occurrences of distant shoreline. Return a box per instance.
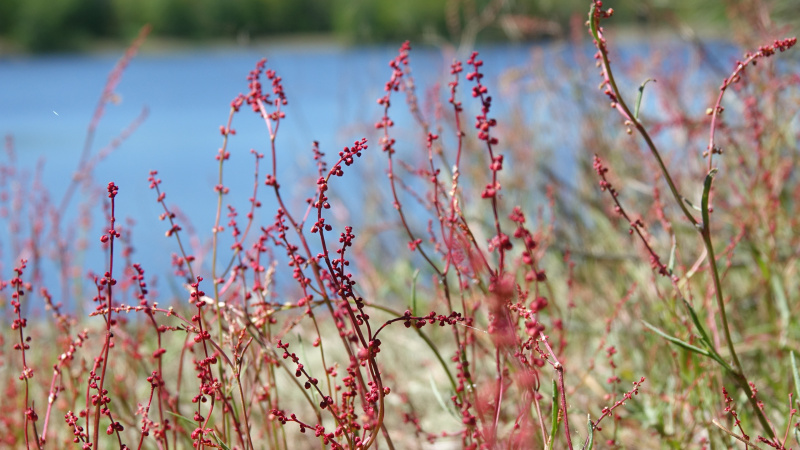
[0,23,738,57]
[0,32,345,57]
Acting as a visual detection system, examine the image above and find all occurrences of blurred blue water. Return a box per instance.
[0,39,740,309]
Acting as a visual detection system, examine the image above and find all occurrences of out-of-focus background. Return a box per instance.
[0,0,797,53]
[0,0,798,292]
[3,4,800,449]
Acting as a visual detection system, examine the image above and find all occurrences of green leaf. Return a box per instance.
[588,4,600,42]
[700,168,718,232]
[667,235,677,275]
[681,299,712,349]
[634,78,656,120]
[642,320,712,357]
[680,300,733,371]
[683,197,703,212]
[210,431,232,450]
[586,415,595,450]
[165,410,195,426]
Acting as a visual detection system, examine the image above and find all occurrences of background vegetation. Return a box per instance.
[3,0,800,449]
[2,0,799,53]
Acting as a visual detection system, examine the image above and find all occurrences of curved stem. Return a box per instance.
[589,4,779,438]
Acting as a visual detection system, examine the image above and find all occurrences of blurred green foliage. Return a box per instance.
[1,0,333,52]
[0,0,797,53]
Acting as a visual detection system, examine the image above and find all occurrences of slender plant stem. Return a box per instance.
[589,4,777,438]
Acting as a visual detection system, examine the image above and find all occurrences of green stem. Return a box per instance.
[701,229,773,436]
[589,5,775,438]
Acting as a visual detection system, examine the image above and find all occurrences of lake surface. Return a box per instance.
[0,38,742,308]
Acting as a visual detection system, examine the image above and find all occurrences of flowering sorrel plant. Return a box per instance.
[2,2,799,449]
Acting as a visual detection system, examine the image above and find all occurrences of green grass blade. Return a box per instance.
[791,352,800,408]
[429,373,460,422]
[166,410,195,426]
[770,274,790,340]
[299,335,319,406]
[547,380,559,450]
[411,269,420,316]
